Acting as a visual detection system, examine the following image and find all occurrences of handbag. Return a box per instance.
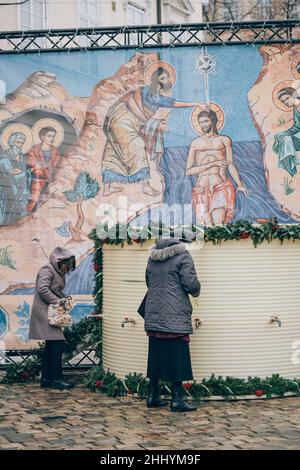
[137,292,148,319]
[48,296,73,328]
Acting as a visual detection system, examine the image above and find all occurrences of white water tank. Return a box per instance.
[102,239,300,380]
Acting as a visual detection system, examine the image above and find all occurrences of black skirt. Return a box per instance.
[147,336,193,382]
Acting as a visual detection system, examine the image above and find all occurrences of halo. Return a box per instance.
[291,54,300,80]
[0,123,33,153]
[32,118,64,147]
[144,61,176,87]
[190,102,225,134]
[272,80,295,112]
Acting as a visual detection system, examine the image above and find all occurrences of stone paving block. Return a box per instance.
[0,443,26,449]
[0,437,10,445]
[2,431,36,443]
[215,444,240,450]
[279,430,300,438]
[93,437,119,446]
[0,428,15,435]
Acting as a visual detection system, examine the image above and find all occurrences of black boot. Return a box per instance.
[51,380,74,390]
[147,379,168,408]
[170,382,197,412]
[40,379,52,389]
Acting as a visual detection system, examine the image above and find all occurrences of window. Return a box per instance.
[78,0,101,27]
[257,0,272,20]
[223,0,239,21]
[127,3,146,45]
[19,0,46,30]
[127,3,146,26]
[78,1,102,48]
[289,2,300,19]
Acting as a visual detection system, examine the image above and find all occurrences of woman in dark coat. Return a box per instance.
[143,237,201,412]
[29,246,76,390]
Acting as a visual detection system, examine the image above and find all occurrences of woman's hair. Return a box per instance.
[198,109,218,133]
[58,256,76,272]
[38,126,57,140]
[149,66,170,96]
[278,87,295,100]
[8,132,26,148]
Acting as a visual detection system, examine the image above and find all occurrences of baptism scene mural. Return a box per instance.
[1,43,300,348]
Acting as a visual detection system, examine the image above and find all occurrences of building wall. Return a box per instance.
[0,0,19,30]
[0,0,203,32]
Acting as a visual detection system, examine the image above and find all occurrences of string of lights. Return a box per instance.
[0,19,300,55]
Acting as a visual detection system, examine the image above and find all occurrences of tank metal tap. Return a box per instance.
[121,317,136,328]
[194,317,203,329]
[269,315,282,327]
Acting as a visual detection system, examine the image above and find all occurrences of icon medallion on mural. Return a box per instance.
[0,123,33,153]
[190,102,225,134]
[144,61,177,86]
[32,118,64,146]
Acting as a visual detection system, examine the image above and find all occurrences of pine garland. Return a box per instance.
[89,218,300,249]
[86,369,300,400]
[1,358,41,384]
[63,316,102,361]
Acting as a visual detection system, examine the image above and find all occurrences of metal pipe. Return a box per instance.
[156,0,162,44]
[156,0,162,25]
[0,21,300,56]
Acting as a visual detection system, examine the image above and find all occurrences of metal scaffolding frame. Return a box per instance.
[0,19,300,54]
[0,349,98,370]
[1,19,300,369]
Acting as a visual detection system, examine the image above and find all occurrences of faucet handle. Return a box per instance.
[194,317,202,329]
[269,315,282,327]
[121,317,136,328]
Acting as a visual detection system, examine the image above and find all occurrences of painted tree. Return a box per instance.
[0,245,16,270]
[64,172,100,242]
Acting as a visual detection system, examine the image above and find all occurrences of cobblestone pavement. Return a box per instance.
[1,378,300,450]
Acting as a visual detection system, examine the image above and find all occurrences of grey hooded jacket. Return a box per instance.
[144,238,201,334]
[29,247,74,341]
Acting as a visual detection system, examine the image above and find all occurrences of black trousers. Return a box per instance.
[41,340,65,382]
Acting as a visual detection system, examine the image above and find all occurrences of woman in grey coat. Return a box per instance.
[143,237,201,412]
[29,246,76,390]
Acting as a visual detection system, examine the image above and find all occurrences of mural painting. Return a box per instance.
[0,44,300,348]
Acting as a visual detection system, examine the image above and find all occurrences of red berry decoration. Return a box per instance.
[21,370,30,380]
[183,382,193,390]
[95,380,103,388]
[94,263,101,272]
[240,232,250,239]
[255,389,265,397]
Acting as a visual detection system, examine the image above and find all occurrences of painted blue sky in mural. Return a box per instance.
[0,45,262,146]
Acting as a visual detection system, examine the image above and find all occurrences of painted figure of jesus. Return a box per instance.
[186,109,248,225]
